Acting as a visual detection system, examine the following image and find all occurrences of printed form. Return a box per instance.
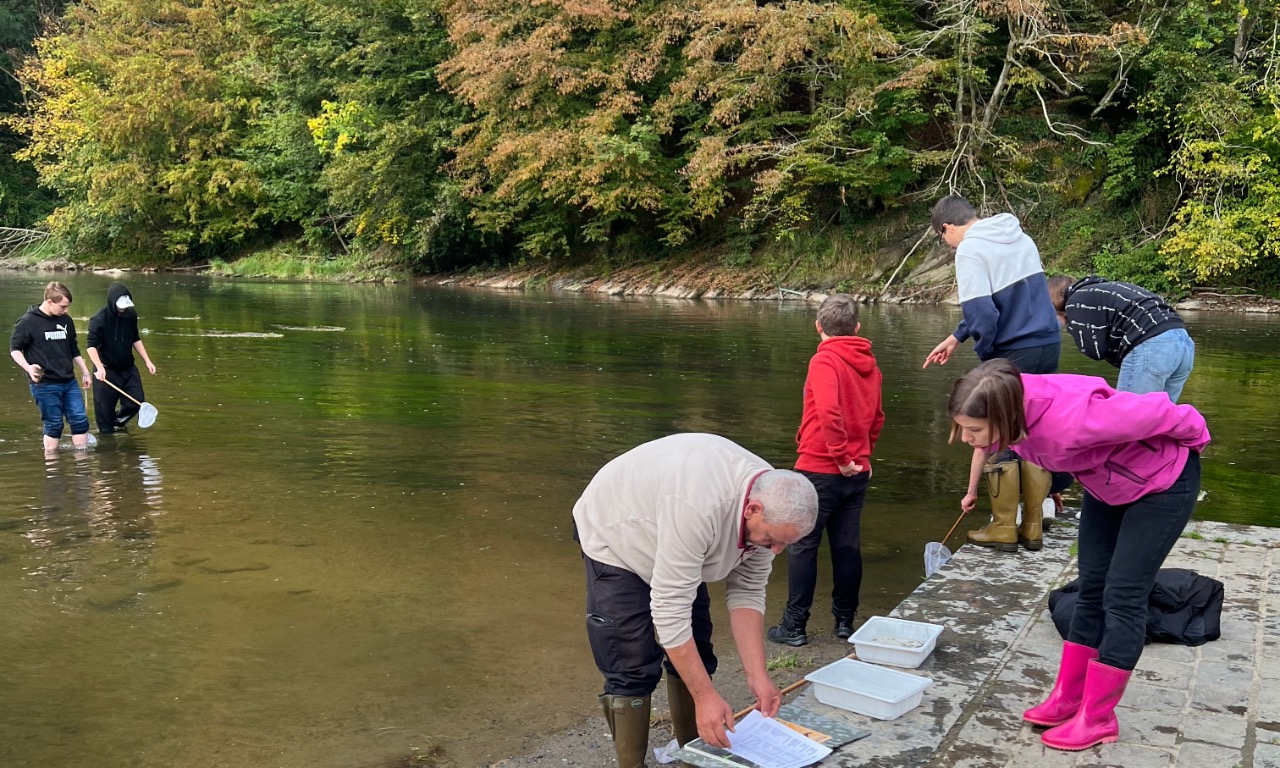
[724,711,832,768]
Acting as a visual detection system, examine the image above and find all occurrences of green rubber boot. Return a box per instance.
[666,676,698,747]
[1019,461,1052,551]
[967,460,1020,552]
[600,693,651,768]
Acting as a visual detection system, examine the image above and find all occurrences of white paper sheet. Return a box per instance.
[723,711,832,768]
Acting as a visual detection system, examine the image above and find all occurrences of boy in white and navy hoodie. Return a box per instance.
[923,195,1061,553]
[923,194,1062,373]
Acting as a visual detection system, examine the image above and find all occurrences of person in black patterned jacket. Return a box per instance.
[1048,275,1195,402]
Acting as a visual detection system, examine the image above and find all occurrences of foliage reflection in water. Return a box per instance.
[0,273,1276,767]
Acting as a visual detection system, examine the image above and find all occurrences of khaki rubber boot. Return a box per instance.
[1019,461,1051,551]
[666,676,698,747]
[967,460,1020,552]
[601,693,651,768]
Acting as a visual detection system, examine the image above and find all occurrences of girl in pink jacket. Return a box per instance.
[948,358,1209,752]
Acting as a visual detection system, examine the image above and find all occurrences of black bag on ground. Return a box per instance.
[1048,568,1224,646]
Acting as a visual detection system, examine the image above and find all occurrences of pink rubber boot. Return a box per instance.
[1023,641,1100,726]
[1041,659,1132,751]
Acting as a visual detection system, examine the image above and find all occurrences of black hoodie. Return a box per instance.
[10,305,82,383]
[87,283,141,371]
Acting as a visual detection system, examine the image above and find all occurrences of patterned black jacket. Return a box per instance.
[1062,276,1183,367]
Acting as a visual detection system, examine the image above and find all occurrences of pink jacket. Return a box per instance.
[1011,374,1210,505]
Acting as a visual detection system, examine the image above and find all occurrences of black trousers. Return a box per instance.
[582,552,717,696]
[781,470,870,628]
[93,365,144,433]
[1068,453,1201,670]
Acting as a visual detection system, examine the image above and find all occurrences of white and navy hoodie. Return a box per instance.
[1062,276,1184,367]
[10,305,82,383]
[953,213,1061,360]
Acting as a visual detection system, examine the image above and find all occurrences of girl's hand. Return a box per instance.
[960,493,977,514]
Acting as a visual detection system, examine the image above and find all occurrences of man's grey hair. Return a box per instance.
[751,470,818,535]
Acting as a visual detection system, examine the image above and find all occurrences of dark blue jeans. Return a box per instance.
[996,341,1061,375]
[781,470,870,628]
[581,553,717,696]
[29,380,90,438]
[1068,452,1201,670]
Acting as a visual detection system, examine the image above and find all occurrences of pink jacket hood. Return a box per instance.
[1012,374,1210,505]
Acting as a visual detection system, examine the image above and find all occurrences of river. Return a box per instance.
[0,272,1276,767]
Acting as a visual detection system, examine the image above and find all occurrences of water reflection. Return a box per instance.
[20,446,166,614]
[1,273,1278,768]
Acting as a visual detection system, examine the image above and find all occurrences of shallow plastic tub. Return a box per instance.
[804,658,932,720]
[849,616,944,669]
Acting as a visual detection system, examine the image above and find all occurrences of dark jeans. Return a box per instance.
[996,340,1061,374]
[582,552,717,696]
[781,470,870,628]
[29,380,90,438]
[93,365,144,433]
[1068,453,1201,670]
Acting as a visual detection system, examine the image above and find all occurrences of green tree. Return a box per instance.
[441,0,919,258]
[15,0,266,259]
[0,0,63,228]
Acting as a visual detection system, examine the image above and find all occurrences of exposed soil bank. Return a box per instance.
[429,260,1280,314]
[8,253,1280,313]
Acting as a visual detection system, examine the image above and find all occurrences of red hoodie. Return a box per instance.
[795,335,885,474]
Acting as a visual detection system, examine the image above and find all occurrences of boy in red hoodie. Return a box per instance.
[768,294,885,646]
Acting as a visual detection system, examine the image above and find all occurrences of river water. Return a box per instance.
[0,273,1276,767]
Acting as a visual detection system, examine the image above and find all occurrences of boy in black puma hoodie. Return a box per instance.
[10,281,94,452]
[87,283,157,434]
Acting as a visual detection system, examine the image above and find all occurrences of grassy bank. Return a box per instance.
[206,243,409,282]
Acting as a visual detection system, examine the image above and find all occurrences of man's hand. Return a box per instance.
[693,691,736,748]
[922,335,959,368]
[747,674,782,718]
[837,460,864,477]
[81,372,92,390]
[145,361,157,375]
[94,368,107,382]
[960,492,977,514]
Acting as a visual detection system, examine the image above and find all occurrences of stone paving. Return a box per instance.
[790,518,1280,768]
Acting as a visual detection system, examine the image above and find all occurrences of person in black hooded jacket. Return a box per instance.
[87,283,157,434]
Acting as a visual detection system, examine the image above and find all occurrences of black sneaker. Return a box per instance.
[834,616,855,639]
[766,623,808,647]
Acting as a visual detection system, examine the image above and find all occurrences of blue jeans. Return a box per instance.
[1068,453,1200,670]
[30,380,90,438]
[1118,328,1195,402]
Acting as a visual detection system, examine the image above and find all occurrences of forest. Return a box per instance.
[0,0,1277,293]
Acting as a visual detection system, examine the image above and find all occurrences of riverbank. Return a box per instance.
[8,241,1280,313]
[496,518,1278,768]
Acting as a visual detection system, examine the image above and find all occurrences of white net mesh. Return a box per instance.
[923,542,952,578]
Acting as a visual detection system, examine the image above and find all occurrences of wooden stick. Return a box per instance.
[733,649,858,720]
[941,510,967,544]
[99,377,144,408]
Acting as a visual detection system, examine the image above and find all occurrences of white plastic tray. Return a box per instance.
[849,616,944,669]
[804,658,932,720]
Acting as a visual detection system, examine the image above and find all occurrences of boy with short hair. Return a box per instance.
[10,281,93,453]
[768,294,884,646]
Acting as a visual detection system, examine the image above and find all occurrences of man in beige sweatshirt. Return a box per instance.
[573,433,818,766]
